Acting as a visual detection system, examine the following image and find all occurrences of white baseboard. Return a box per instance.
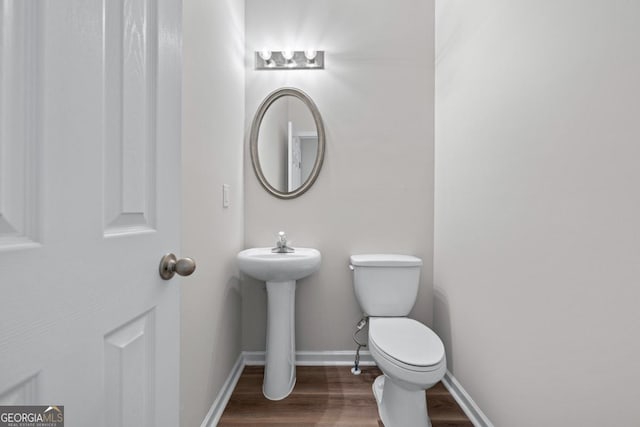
[242,351,266,366]
[297,350,376,366]
[200,353,244,427]
[442,371,494,427]
[201,352,491,427]
[244,350,375,366]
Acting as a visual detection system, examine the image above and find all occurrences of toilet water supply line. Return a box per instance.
[351,316,368,375]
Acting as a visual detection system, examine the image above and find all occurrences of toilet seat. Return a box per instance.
[369,317,445,372]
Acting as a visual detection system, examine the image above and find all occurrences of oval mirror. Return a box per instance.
[250,87,325,199]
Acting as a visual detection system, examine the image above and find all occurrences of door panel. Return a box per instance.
[104,0,158,235]
[0,0,181,425]
[0,0,41,248]
[104,310,155,427]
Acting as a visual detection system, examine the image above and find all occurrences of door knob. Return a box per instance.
[159,253,196,280]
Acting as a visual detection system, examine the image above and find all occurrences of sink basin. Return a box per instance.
[237,247,321,282]
[237,246,321,400]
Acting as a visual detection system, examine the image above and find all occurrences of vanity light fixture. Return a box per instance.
[255,50,325,70]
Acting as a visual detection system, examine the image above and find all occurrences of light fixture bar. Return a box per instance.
[255,50,325,70]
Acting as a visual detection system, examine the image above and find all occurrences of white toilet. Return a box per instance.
[350,254,446,427]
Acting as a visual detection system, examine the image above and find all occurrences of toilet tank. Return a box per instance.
[350,254,423,317]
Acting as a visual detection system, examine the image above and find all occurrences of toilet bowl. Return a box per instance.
[349,254,447,427]
[368,317,446,427]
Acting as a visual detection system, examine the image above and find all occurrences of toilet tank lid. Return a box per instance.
[350,254,423,267]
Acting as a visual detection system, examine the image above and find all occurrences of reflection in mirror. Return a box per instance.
[257,96,318,193]
[250,87,325,199]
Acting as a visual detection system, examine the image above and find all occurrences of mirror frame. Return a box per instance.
[249,87,326,199]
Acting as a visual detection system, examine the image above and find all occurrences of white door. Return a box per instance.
[0,0,183,425]
[287,121,302,191]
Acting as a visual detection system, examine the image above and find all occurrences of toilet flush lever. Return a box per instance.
[159,253,196,280]
[348,264,354,271]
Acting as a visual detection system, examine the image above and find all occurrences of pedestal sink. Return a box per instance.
[237,247,321,400]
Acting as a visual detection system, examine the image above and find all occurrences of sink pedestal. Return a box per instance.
[263,280,296,400]
[236,247,321,400]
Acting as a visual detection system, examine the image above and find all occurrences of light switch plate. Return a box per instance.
[222,184,230,208]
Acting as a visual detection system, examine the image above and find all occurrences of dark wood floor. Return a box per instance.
[219,366,473,426]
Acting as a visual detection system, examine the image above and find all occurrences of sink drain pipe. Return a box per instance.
[351,317,368,375]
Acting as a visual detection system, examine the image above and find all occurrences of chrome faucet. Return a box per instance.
[272,231,295,253]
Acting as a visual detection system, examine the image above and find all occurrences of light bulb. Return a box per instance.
[258,50,275,67]
[281,50,295,67]
[281,50,294,60]
[304,50,317,67]
[259,50,272,61]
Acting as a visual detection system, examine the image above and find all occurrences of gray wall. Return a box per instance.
[243,0,435,351]
[181,0,245,425]
[434,1,640,425]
